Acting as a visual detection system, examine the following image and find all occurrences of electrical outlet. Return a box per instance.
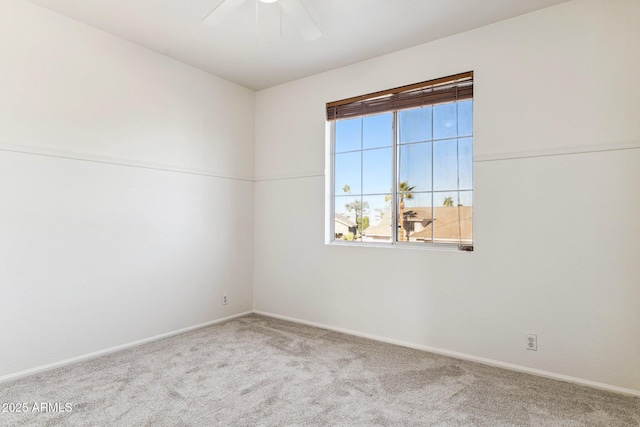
[526,334,537,351]
[222,294,228,305]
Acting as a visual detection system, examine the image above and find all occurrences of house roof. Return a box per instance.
[362,219,392,238]
[335,214,356,228]
[412,207,473,241]
[362,206,473,241]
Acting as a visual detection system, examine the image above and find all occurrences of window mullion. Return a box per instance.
[431,107,435,243]
[392,111,399,244]
[360,118,364,242]
[330,121,336,241]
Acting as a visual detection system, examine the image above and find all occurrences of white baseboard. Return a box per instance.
[0,311,253,385]
[253,310,640,398]
[4,309,638,398]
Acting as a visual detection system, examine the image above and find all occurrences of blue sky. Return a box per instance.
[335,101,473,215]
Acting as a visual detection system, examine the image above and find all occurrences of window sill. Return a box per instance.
[326,240,472,252]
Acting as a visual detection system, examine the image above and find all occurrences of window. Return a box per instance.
[327,72,473,250]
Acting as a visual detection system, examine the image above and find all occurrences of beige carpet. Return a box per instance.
[1,314,638,426]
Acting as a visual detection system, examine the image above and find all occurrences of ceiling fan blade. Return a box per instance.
[281,0,321,41]
[202,0,248,26]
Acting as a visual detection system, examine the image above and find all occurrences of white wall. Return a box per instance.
[3,0,639,396]
[0,0,254,378]
[254,0,640,393]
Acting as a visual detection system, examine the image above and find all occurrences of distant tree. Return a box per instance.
[357,216,370,234]
[345,199,369,237]
[443,197,454,207]
[342,183,369,237]
[342,232,355,241]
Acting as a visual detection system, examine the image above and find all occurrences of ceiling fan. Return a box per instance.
[202,0,321,41]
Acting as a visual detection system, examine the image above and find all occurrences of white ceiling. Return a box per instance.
[25,0,569,90]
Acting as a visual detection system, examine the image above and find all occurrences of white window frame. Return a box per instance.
[325,99,473,252]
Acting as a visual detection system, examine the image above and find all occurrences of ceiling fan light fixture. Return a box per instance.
[204,0,321,41]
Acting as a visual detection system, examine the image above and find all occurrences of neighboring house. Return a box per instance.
[361,218,392,241]
[411,207,473,245]
[335,214,357,239]
[362,207,431,242]
[362,207,473,244]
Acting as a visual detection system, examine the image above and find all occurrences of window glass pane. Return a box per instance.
[361,195,392,243]
[433,192,460,244]
[363,113,393,149]
[433,139,458,191]
[433,103,457,140]
[434,191,458,207]
[398,192,432,243]
[458,191,472,207]
[458,137,473,191]
[399,142,432,192]
[399,107,432,144]
[335,117,362,153]
[458,100,473,137]
[363,147,392,195]
[334,195,362,241]
[335,151,361,195]
[458,191,473,244]
[431,192,473,244]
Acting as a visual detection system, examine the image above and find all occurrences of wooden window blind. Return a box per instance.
[326,71,473,121]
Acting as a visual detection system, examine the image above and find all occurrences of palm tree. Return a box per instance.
[443,196,454,207]
[342,184,351,194]
[386,181,415,241]
[398,181,416,206]
[398,181,416,241]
